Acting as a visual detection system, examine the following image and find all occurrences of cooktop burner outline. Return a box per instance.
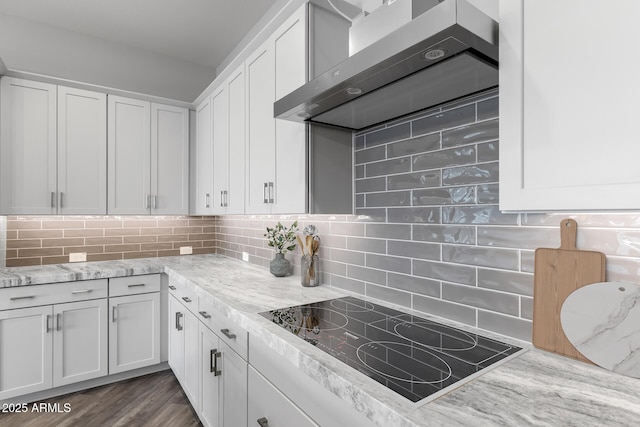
[260,296,526,404]
[393,320,479,352]
[356,341,453,385]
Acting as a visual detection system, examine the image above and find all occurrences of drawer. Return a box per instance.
[109,274,161,297]
[168,279,197,314]
[0,279,108,311]
[248,366,318,427]
[198,293,248,360]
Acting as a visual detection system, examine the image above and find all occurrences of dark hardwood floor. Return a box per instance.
[0,370,202,427]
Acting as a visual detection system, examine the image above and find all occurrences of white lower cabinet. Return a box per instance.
[0,279,109,400]
[0,306,53,400]
[248,366,317,427]
[168,282,248,427]
[108,292,161,374]
[200,325,248,427]
[53,299,108,387]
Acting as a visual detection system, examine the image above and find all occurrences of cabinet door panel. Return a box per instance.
[57,86,107,214]
[212,86,229,215]
[168,295,185,380]
[108,95,151,214]
[183,308,200,408]
[199,324,220,427]
[109,292,160,374]
[0,77,57,214]
[246,43,275,214]
[500,0,640,210]
[220,342,247,427]
[227,66,246,215]
[194,97,213,215]
[151,103,189,215]
[53,299,108,387]
[0,306,53,400]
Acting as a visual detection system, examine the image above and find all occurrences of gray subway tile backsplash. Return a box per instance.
[208,89,640,344]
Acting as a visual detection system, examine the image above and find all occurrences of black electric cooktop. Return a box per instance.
[260,296,525,404]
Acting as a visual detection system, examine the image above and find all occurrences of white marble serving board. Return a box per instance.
[561,282,640,378]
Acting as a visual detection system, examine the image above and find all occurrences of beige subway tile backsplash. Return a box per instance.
[4,215,216,267]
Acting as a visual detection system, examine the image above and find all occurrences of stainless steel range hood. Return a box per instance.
[274,0,498,131]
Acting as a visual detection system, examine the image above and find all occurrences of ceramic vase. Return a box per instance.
[270,253,290,277]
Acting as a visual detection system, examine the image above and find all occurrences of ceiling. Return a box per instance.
[0,0,280,101]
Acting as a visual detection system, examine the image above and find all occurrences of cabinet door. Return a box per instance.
[227,65,246,215]
[57,86,107,214]
[168,295,185,380]
[194,96,213,215]
[248,366,317,427]
[108,95,151,214]
[0,77,57,214]
[183,308,200,408]
[220,341,247,427]
[500,0,640,210]
[109,292,160,374]
[199,323,220,427]
[212,85,229,215]
[0,306,53,400]
[151,103,189,215]
[273,5,307,214]
[246,39,276,214]
[53,299,108,387]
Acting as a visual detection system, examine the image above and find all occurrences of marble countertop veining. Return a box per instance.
[1,254,639,426]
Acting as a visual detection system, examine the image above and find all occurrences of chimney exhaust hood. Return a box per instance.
[274,0,498,131]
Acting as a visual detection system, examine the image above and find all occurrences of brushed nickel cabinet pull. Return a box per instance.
[127,283,146,288]
[220,328,236,340]
[176,312,183,331]
[46,315,52,333]
[257,417,269,427]
[56,313,62,331]
[205,193,210,208]
[210,349,221,376]
[268,182,274,204]
[199,311,211,319]
[220,190,224,207]
[71,289,93,294]
[263,183,268,204]
[59,192,64,208]
[112,306,117,322]
[168,285,176,290]
[182,297,192,303]
[50,191,56,208]
[10,295,35,301]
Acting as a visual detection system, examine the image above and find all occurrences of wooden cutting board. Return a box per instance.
[533,218,605,362]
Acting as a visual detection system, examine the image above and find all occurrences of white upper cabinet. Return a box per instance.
[246,4,307,214]
[108,95,189,215]
[151,103,189,214]
[499,0,640,210]
[1,77,106,215]
[57,86,107,214]
[194,95,214,215]
[108,95,151,214]
[212,84,229,214]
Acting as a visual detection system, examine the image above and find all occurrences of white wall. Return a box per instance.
[0,13,215,102]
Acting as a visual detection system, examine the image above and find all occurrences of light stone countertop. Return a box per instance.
[1,254,639,426]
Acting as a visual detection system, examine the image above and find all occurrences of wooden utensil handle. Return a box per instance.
[560,218,578,250]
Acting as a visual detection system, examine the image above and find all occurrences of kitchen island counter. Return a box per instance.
[1,254,638,426]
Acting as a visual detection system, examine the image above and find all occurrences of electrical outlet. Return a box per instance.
[180,246,193,255]
[242,252,250,262]
[69,252,87,262]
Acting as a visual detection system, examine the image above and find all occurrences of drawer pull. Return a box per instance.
[176,312,183,331]
[127,284,146,288]
[168,285,176,290]
[220,328,237,340]
[182,297,192,303]
[257,417,269,427]
[71,289,93,294]
[199,311,211,319]
[210,349,221,376]
[10,295,35,301]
